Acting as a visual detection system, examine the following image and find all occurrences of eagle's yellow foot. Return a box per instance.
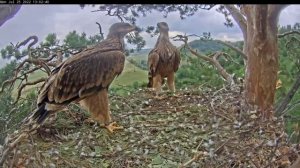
[154,95,165,100]
[105,122,123,133]
[84,118,97,125]
[172,93,180,98]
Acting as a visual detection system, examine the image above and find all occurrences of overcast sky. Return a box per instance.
[0,5,300,51]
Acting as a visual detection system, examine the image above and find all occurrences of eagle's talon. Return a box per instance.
[84,118,96,125]
[172,94,180,98]
[105,122,123,133]
[154,95,165,100]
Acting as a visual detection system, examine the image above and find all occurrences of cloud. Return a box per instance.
[51,6,120,41]
[279,5,300,26]
[0,5,64,47]
[0,4,299,51]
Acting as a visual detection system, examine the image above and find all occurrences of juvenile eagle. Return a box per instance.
[147,22,181,95]
[32,22,137,133]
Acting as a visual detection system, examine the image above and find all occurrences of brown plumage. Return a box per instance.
[147,22,181,94]
[32,22,137,133]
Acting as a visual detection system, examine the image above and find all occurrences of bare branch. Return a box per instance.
[0,36,65,106]
[173,34,247,60]
[269,5,289,20]
[278,31,300,38]
[179,152,204,168]
[15,35,38,49]
[224,5,247,37]
[214,39,247,60]
[0,133,28,166]
[96,22,104,39]
[0,51,59,95]
[13,77,47,104]
[172,35,234,84]
[0,122,41,167]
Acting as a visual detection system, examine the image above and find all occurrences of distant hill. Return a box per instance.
[186,40,224,53]
[128,40,243,63]
[179,39,244,54]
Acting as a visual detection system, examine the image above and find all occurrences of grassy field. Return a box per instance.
[127,54,148,63]
[111,60,148,87]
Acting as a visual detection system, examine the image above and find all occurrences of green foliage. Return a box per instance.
[275,23,300,138]
[176,40,244,89]
[0,90,37,144]
[62,30,103,57]
[125,31,146,51]
[43,33,59,47]
[176,56,224,88]
[1,45,16,59]
[276,23,300,104]
[94,5,214,24]
[64,31,89,50]
[1,30,103,60]
[0,60,17,83]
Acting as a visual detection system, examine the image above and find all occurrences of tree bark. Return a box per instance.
[290,156,300,168]
[0,5,21,27]
[224,5,248,64]
[243,5,284,118]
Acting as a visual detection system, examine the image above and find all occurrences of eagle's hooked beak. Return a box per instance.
[157,23,161,29]
[157,22,168,31]
[128,25,139,39]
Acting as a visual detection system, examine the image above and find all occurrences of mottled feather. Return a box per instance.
[148,23,181,79]
[38,50,125,106]
[33,22,136,124]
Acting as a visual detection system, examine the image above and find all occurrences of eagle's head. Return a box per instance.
[108,22,137,37]
[157,22,169,32]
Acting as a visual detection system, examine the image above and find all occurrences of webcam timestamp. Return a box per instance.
[7,0,49,3]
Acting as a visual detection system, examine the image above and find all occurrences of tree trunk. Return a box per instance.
[0,5,21,27]
[290,156,300,168]
[243,5,282,118]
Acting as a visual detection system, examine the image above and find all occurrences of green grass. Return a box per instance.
[112,60,148,87]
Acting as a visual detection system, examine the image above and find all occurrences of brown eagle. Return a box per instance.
[147,22,181,95]
[31,22,137,133]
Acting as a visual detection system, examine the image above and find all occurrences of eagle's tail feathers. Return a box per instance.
[32,103,50,124]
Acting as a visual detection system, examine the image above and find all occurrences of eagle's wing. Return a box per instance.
[173,48,181,72]
[148,50,159,75]
[37,50,125,106]
[154,43,180,73]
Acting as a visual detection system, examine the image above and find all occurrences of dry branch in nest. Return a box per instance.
[1,87,299,167]
[0,36,68,166]
[0,117,41,167]
[172,34,237,85]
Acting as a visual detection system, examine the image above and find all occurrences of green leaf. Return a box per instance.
[151,155,164,165]
[94,146,101,154]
